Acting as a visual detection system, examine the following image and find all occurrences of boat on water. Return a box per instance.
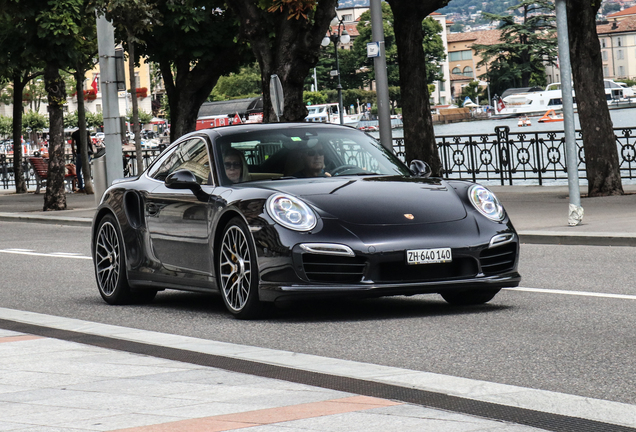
[538,109,564,123]
[495,79,636,116]
[305,103,362,127]
[518,116,532,127]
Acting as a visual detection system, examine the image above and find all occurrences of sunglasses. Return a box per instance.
[224,162,242,170]
[306,149,325,157]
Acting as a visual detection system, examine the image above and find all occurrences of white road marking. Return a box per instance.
[5,248,35,252]
[505,286,636,300]
[0,249,91,260]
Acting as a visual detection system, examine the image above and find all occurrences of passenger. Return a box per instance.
[223,148,250,184]
[294,143,331,178]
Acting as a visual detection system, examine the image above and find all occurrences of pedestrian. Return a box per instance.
[70,129,94,193]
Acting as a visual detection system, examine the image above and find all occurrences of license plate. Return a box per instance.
[406,248,452,265]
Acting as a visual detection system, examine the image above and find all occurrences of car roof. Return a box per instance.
[203,122,358,140]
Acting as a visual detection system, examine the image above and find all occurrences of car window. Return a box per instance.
[213,128,411,185]
[150,138,212,185]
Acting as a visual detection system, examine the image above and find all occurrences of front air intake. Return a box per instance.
[302,254,366,283]
[480,243,517,275]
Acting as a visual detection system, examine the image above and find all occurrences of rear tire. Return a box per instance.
[94,214,157,305]
[217,217,263,319]
[441,288,500,305]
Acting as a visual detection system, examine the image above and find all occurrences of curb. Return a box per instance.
[518,230,636,247]
[0,212,92,227]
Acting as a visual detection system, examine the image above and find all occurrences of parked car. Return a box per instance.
[92,123,520,319]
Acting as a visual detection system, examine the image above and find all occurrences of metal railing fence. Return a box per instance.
[2,127,636,188]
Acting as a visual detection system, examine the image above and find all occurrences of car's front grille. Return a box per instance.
[376,257,478,283]
[480,243,517,275]
[302,254,366,283]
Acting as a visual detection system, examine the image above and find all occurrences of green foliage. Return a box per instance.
[440,0,520,17]
[22,110,48,133]
[66,109,102,130]
[450,22,465,33]
[126,108,153,124]
[0,85,13,106]
[86,111,103,128]
[210,64,261,101]
[94,0,160,46]
[64,110,79,128]
[352,3,399,88]
[474,0,557,92]
[460,80,485,104]
[133,0,248,135]
[303,91,327,105]
[617,79,636,87]
[350,5,446,88]
[0,115,12,137]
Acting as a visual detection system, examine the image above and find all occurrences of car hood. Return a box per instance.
[263,176,467,225]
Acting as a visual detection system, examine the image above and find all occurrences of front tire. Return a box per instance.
[441,288,500,306]
[94,214,156,305]
[218,217,262,319]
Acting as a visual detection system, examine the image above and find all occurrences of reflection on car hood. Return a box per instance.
[264,176,467,225]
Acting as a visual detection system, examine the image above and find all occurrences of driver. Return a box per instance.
[294,143,331,178]
[223,148,250,183]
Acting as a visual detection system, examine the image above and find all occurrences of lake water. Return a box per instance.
[369,107,636,139]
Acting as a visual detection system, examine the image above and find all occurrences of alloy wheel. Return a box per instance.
[95,221,120,296]
[220,225,252,311]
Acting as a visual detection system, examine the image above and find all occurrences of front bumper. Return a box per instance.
[258,271,521,302]
[251,215,520,303]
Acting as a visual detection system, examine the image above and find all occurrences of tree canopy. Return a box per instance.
[474,0,557,93]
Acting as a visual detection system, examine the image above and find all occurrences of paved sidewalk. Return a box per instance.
[2,184,636,246]
[2,186,636,430]
[1,308,635,432]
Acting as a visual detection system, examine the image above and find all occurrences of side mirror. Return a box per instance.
[409,160,432,178]
[165,169,202,193]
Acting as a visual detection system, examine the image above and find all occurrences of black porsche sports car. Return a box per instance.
[92,123,520,319]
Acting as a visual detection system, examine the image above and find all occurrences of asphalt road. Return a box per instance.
[1,221,635,407]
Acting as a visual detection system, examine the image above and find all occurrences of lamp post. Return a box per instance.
[321,16,350,125]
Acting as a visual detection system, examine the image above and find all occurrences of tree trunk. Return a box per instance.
[567,0,623,196]
[128,35,144,175]
[387,0,444,176]
[11,72,27,194]
[75,69,94,194]
[43,64,67,211]
[160,57,233,142]
[228,0,338,123]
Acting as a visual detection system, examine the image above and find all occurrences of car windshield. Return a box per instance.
[214,127,411,186]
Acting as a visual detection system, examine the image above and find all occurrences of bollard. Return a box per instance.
[91,148,107,206]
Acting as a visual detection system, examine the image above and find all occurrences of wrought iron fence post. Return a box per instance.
[494,126,510,185]
[534,132,543,186]
[0,154,7,189]
[468,137,477,183]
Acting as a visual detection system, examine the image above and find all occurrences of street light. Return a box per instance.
[321,16,350,125]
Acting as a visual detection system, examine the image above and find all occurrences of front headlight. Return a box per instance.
[468,185,505,221]
[266,193,317,231]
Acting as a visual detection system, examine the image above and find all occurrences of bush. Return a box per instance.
[303,91,327,106]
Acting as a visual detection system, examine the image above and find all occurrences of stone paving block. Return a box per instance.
[3,406,127,429]
[0,370,101,387]
[0,388,90,404]
[269,410,516,432]
[64,413,187,432]
[65,378,215,398]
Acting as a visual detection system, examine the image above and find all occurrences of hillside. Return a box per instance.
[337,0,515,14]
